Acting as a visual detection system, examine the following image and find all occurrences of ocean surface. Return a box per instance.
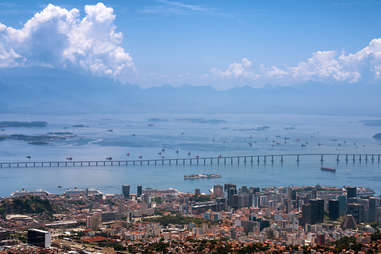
[0,113,381,196]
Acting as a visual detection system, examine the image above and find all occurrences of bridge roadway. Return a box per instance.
[0,153,381,169]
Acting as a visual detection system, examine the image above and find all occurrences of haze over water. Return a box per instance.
[0,113,380,196]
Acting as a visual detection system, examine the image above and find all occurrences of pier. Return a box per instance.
[0,153,380,169]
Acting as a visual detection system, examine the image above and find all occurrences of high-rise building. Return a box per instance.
[227,186,237,207]
[302,203,311,225]
[239,186,249,193]
[137,185,143,197]
[368,197,379,222]
[224,183,236,192]
[288,188,297,201]
[338,195,347,216]
[302,199,324,225]
[346,186,357,199]
[216,197,226,211]
[213,185,224,198]
[27,229,51,248]
[86,213,101,230]
[310,199,324,224]
[328,199,340,221]
[122,185,130,199]
[347,203,364,223]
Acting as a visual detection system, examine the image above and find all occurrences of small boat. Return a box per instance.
[26,156,31,159]
[106,157,112,161]
[126,153,130,156]
[57,185,62,188]
[321,167,336,173]
[138,155,143,159]
[66,157,72,161]
[188,152,191,156]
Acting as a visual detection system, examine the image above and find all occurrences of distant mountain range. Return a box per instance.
[1,67,380,116]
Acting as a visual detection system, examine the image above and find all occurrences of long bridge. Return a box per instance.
[0,153,381,169]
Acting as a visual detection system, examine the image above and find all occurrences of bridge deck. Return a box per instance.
[0,153,380,169]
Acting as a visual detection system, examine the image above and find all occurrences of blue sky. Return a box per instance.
[1,0,381,89]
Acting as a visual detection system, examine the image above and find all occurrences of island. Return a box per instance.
[0,121,47,128]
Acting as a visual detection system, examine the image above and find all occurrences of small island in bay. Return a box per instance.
[0,121,47,128]
[0,132,76,145]
[372,133,381,140]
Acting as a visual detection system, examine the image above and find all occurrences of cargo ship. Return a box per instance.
[184,174,221,180]
[321,167,336,173]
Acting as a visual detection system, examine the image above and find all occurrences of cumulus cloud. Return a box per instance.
[210,58,257,79]
[210,38,381,85]
[0,3,134,78]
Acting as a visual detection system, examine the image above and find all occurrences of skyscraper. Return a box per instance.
[328,199,340,221]
[346,186,357,199]
[302,199,324,225]
[227,186,237,207]
[213,185,223,198]
[122,185,130,199]
[368,197,379,222]
[137,185,143,197]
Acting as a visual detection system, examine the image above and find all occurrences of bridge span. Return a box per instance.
[0,153,381,169]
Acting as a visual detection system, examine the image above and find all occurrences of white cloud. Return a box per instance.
[210,58,256,79]
[210,38,381,86]
[0,3,134,78]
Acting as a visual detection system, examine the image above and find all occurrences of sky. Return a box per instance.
[0,0,381,89]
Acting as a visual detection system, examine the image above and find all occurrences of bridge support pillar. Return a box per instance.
[280,155,284,163]
[336,155,340,162]
[345,154,348,162]
[296,155,300,162]
[320,155,324,162]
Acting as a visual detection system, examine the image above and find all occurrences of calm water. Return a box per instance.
[0,113,381,196]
